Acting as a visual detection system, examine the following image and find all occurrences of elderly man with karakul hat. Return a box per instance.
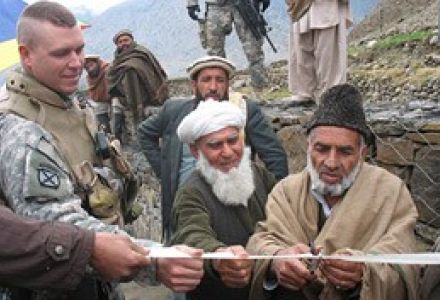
[169,99,277,300]
[247,83,419,300]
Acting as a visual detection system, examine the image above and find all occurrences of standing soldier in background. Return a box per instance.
[187,0,270,90]
[287,0,352,105]
[108,29,168,145]
[84,54,111,132]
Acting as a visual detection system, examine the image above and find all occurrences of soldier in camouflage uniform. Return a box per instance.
[0,2,203,300]
[187,0,270,89]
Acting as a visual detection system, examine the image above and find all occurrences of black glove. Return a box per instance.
[253,0,270,12]
[261,0,270,12]
[187,5,200,21]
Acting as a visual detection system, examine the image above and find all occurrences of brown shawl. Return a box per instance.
[87,60,110,103]
[247,163,419,300]
[107,42,168,106]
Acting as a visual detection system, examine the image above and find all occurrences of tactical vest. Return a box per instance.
[0,70,124,225]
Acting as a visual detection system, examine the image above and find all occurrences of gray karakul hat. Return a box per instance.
[306,84,372,144]
[113,29,133,44]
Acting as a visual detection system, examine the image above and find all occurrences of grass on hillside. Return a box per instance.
[235,86,291,101]
[349,29,436,59]
[374,30,436,49]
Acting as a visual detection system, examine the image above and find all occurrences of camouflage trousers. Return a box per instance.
[203,3,268,89]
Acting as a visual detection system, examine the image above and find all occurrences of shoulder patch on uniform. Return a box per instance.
[38,167,60,189]
[23,137,73,199]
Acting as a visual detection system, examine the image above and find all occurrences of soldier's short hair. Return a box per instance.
[17,1,77,48]
[187,56,236,80]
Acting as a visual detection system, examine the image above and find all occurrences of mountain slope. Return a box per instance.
[350,0,437,42]
[84,0,289,77]
[0,0,380,84]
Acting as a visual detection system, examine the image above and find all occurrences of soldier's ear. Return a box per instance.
[19,45,32,70]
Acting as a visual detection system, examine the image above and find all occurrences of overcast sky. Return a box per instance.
[26,0,125,14]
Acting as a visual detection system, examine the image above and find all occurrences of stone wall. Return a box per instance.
[263,99,440,244]
[130,99,440,245]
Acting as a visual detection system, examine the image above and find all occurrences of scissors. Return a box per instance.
[308,241,320,274]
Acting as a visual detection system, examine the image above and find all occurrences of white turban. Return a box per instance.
[177,100,246,144]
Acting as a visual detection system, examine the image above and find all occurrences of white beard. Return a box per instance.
[197,147,255,206]
[306,152,362,197]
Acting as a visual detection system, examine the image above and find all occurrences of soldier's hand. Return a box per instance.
[90,233,151,282]
[187,5,200,21]
[212,246,253,288]
[157,245,204,293]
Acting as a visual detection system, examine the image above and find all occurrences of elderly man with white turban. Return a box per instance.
[137,56,288,241]
[169,100,277,300]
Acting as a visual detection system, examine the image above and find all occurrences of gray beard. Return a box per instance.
[197,147,255,206]
[306,152,362,197]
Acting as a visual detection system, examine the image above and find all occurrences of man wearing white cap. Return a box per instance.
[170,100,276,300]
[84,54,111,132]
[138,55,288,240]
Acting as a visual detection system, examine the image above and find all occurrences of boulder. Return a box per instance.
[411,146,440,228]
[277,126,307,174]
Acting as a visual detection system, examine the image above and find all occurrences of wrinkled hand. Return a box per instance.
[212,246,253,288]
[157,245,204,293]
[91,233,150,282]
[320,252,364,290]
[271,244,316,291]
[187,5,200,21]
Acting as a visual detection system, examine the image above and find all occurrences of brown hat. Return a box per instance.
[307,84,372,144]
[113,29,133,44]
[187,56,236,80]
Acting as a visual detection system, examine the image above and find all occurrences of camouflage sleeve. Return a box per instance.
[187,0,199,7]
[0,114,124,234]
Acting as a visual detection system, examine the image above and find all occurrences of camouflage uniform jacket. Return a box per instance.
[0,71,157,299]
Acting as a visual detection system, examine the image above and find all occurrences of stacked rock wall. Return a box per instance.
[263,99,440,244]
[130,99,440,245]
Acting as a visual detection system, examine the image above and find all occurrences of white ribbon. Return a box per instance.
[146,246,440,265]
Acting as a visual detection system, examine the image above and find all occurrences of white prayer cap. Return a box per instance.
[177,100,245,144]
[187,56,236,80]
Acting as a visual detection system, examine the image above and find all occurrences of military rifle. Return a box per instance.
[234,0,277,53]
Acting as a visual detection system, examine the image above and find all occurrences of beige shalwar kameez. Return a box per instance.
[288,0,352,101]
[247,163,419,300]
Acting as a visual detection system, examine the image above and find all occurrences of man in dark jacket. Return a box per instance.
[84,54,111,132]
[0,206,149,290]
[170,99,276,300]
[137,56,288,240]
